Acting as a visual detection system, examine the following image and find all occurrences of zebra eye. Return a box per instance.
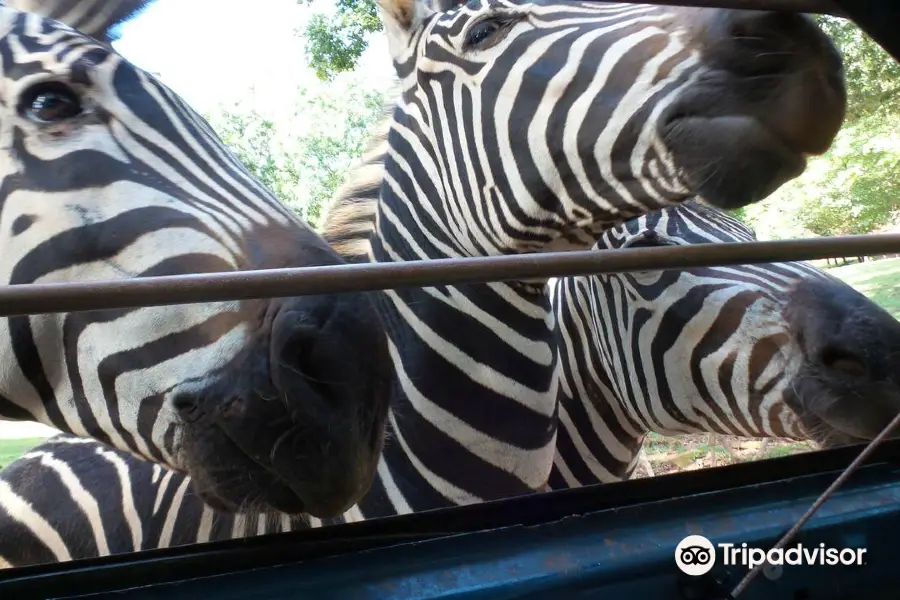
[20,82,83,124]
[465,17,512,50]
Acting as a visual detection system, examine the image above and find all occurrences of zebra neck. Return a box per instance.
[552,275,647,483]
[345,204,560,518]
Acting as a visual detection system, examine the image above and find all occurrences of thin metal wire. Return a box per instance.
[0,234,897,316]
[730,410,900,597]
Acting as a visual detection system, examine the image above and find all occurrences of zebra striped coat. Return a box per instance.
[0,0,853,566]
[309,0,847,523]
[9,199,900,567]
[0,0,393,521]
[549,200,900,487]
[0,435,305,566]
[327,85,900,494]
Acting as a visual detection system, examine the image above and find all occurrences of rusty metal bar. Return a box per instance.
[589,0,844,15]
[0,233,897,316]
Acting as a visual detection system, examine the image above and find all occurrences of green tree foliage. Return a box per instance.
[300,0,380,80]
[738,18,900,240]
[206,80,386,228]
[815,15,900,123]
[742,112,900,240]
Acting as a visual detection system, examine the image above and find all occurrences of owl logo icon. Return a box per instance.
[675,535,716,576]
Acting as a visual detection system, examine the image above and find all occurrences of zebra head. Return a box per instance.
[562,200,900,458]
[781,273,900,448]
[375,0,846,253]
[0,1,392,519]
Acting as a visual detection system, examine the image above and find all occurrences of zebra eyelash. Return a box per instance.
[461,13,523,52]
[17,80,86,123]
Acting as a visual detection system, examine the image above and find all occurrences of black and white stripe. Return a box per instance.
[0,435,306,567]
[318,0,846,521]
[549,199,900,488]
[9,198,900,566]
[0,0,394,519]
[0,0,853,566]
[0,0,149,43]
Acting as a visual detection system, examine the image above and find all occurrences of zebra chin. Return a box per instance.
[165,294,392,519]
[782,278,900,449]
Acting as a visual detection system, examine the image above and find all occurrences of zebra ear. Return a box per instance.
[2,0,156,45]
[378,0,434,64]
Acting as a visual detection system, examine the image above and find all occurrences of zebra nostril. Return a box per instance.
[820,346,867,378]
[172,393,202,423]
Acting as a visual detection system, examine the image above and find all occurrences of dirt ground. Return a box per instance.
[630,432,818,478]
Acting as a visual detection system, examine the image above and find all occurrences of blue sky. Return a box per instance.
[114,0,393,117]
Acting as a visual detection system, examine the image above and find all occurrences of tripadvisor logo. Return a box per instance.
[675,535,867,576]
[675,535,716,576]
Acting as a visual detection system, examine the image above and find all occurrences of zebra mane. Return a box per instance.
[0,0,156,44]
[319,0,473,260]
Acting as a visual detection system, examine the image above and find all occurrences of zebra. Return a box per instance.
[0,0,851,565]
[548,199,900,488]
[0,0,394,522]
[0,434,308,567]
[310,0,848,521]
[358,0,898,489]
[6,198,900,566]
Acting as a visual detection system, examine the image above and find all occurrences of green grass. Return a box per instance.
[828,257,900,320]
[0,437,46,470]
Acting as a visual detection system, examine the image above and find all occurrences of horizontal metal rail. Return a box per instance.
[0,233,897,316]
[591,0,843,15]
